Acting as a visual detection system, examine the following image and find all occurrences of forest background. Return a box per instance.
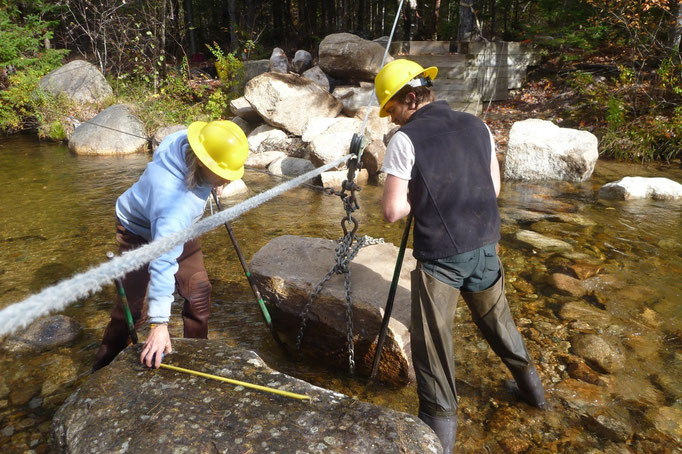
[1,0,681,162]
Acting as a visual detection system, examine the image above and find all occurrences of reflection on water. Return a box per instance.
[0,134,681,451]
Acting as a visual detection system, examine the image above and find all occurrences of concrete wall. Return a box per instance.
[389,41,539,115]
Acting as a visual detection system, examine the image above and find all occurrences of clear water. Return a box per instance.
[0,134,680,452]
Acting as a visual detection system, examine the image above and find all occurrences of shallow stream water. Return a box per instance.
[0,134,680,453]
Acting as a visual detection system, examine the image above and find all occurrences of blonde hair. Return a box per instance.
[185,147,206,189]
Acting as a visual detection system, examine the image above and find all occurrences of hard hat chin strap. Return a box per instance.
[407,76,433,88]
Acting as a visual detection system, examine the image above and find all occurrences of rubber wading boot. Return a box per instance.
[419,411,457,454]
[507,363,547,410]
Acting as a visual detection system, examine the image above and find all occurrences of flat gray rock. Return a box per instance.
[68,104,147,155]
[51,339,439,453]
[38,60,112,104]
[250,235,415,385]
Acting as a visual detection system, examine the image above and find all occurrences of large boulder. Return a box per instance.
[333,85,378,116]
[229,96,262,123]
[38,60,113,104]
[302,65,334,91]
[244,73,343,136]
[151,124,185,150]
[319,33,393,81]
[305,117,361,169]
[291,49,313,74]
[68,104,148,155]
[504,119,599,182]
[250,235,416,385]
[52,340,440,453]
[599,177,682,201]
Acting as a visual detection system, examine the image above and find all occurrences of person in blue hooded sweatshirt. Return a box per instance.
[93,120,249,371]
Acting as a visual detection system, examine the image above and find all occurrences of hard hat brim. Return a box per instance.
[187,121,245,181]
[378,66,439,118]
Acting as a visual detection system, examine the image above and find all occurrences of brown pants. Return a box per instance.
[93,220,212,370]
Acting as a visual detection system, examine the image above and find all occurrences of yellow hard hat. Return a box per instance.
[374,59,438,117]
[187,120,249,181]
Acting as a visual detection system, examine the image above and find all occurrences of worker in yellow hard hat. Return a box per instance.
[93,120,249,371]
[375,59,546,453]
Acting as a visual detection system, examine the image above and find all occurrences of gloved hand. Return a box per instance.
[140,323,172,368]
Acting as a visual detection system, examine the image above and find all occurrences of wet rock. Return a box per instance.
[245,150,287,169]
[548,212,596,227]
[565,262,603,280]
[612,374,666,408]
[645,405,682,443]
[3,315,81,353]
[41,355,78,398]
[318,33,392,81]
[514,230,572,252]
[291,50,313,74]
[504,119,599,182]
[558,301,610,326]
[268,47,289,73]
[0,374,8,399]
[547,273,587,297]
[570,334,625,373]
[561,355,602,385]
[151,125,185,150]
[499,208,552,225]
[38,60,113,104]
[599,176,682,200]
[250,235,415,385]
[651,373,682,400]
[69,104,148,155]
[245,72,343,136]
[52,340,439,453]
[305,117,362,168]
[554,378,608,411]
[581,274,626,293]
[498,436,531,454]
[510,277,535,295]
[267,156,315,178]
[584,406,634,443]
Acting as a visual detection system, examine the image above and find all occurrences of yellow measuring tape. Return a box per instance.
[158,363,311,401]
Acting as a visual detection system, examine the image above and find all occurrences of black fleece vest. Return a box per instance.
[401,101,501,261]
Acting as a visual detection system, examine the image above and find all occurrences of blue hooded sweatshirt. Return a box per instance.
[115,130,212,323]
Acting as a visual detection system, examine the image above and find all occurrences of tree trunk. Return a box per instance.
[458,0,476,41]
[489,0,496,38]
[184,0,196,56]
[404,0,417,40]
[226,0,237,52]
[670,1,682,52]
[433,0,441,40]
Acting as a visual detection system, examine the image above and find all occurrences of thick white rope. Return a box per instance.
[0,154,352,338]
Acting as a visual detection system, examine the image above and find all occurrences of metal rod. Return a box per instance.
[369,213,413,381]
[106,251,138,344]
[211,189,288,353]
[158,363,310,401]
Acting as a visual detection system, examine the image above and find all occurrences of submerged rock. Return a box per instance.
[51,339,439,453]
[514,230,573,252]
[250,235,415,385]
[2,315,81,353]
[571,334,625,374]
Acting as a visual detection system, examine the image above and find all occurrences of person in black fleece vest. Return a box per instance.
[375,59,546,453]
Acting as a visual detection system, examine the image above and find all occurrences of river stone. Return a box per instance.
[558,301,611,327]
[247,124,288,152]
[38,60,113,104]
[291,49,313,74]
[41,355,78,398]
[321,169,369,189]
[51,340,439,453]
[514,230,573,252]
[244,72,343,136]
[269,47,290,74]
[243,59,270,83]
[229,96,262,123]
[2,315,81,353]
[499,208,552,224]
[547,273,587,297]
[599,176,682,200]
[571,334,625,374]
[245,151,287,169]
[553,378,609,411]
[307,117,362,169]
[352,106,392,144]
[645,405,682,443]
[250,235,416,385]
[318,33,393,81]
[302,66,333,91]
[360,139,386,176]
[218,180,248,198]
[69,104,148,155]
[333,85,377,116]
[267,156,315,178]
[504,119,599,182]
[151,124,185,150]
[585,406,634,443]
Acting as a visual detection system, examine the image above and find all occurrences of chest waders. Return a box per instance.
[411,254,546,454]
